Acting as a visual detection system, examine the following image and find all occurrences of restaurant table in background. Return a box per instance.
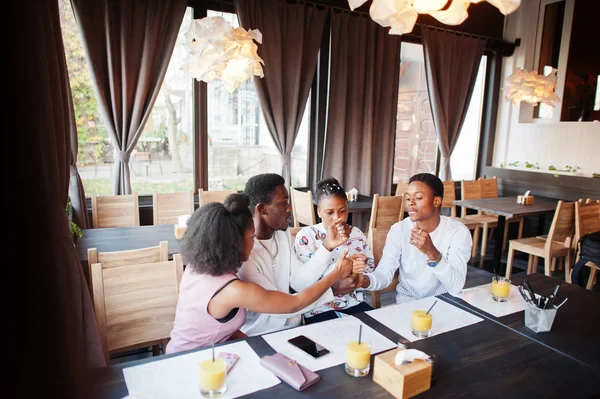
[77,224,181,283]
[452,196,559,273]
[92,269,600,398]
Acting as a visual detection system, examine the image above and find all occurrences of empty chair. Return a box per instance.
[198,189,237,206]
[368,227,398,308]
[91,193,140,228]
[153,191,195,225]
[368,194,405,234]
[505,201,575,279]
[395,181,410,197]
[442,180,481,257]
[87,241,169,273]
[290,187,316,227]
[574,200,600,289]
[90,254,183,363]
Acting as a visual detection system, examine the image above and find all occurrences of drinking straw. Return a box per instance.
[426,300,438,315]
[212,339,215,362]
[358,325,363,345]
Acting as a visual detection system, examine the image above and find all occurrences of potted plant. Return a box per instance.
[67,196,82,245]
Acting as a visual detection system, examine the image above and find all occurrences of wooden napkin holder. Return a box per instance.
[373,348,432,399]
[517,195,535,205]
[174,224,187,240]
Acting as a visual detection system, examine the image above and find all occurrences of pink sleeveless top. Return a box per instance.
[166,267,246,354]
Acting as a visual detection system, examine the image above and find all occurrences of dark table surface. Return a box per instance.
[92,269,600,398]
[452,196,559,218]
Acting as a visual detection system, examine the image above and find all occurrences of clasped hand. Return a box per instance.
[322,218,351,250]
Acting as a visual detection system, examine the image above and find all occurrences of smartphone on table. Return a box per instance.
[217,352,240,373]
[287,335,330,358]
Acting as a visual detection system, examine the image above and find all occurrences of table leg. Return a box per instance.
[494,215,506,275]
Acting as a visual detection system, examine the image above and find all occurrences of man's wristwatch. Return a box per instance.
[426,253,443,268]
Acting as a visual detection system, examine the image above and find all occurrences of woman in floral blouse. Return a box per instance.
[294,178,375,324]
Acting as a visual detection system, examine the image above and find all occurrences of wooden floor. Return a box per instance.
[109,236,596,365]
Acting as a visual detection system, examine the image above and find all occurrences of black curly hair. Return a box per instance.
[409,173,444,200]
[244,173,286,210]
[180,193,253,276]
[315,177,347,204]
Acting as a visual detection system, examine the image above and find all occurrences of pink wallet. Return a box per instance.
[260,353,321,391]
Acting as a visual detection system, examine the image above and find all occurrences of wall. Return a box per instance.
[493,0,600,179]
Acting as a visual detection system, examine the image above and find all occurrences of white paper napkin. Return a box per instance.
[451,283,529,317]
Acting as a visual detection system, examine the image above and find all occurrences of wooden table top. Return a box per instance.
[77,224,181,263]
[452,196,559,218]
[92,270,600,398]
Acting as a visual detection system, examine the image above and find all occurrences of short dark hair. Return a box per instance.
[244,173,285,210]
[315,177,346,203]
[409,173,444,200]
[180,193,253,276]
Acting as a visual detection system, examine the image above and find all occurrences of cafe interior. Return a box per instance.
[16,0,599,398]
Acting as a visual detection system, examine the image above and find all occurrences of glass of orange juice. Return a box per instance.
[491,276,511,302]
[199,358,227,397]
[411,310,433,338]
[345,340,371,377]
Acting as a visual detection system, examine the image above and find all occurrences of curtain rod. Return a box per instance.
[201,0,515,48]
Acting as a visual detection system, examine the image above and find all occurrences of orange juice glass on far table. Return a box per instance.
[345,341,371,377]
[199,358,227,397]
[491,277,511,302]
[411,310,433,338]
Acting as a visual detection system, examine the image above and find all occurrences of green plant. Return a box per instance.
[67,196,82,245]
[508,161,519,167]
[525,161,539,169]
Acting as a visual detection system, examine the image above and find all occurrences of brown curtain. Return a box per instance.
[235,0,327,186]
[14,0,105,396]
[422,28,486,181]
[323,11,401,198]
[71,0,187,194]
[68,80,90,230]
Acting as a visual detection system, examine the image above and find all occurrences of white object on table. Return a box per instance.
[261,315,396,372]
[177,214,191,226]
[451,283,529,318]
[123,341,279,399]
[365,297,483,342]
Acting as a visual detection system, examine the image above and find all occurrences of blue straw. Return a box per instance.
[426,300,438,315]
[212,339,215,362]
[358,325,363,345]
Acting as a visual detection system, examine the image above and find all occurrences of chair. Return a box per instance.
[505,201,575,279]
[153,191,195,225]
[290,187,316,227]
[198,189,237,206]
[91,193,140,228]
[442,180,482,257]
[395,181,410,197]
[368,194,405,234]
[87,241,169,275]
[368,227,399,308]
[90,254,183,364]
[574,200,600,289]
[479,177,524,253]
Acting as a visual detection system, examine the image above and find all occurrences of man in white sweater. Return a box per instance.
[358,173,473,303]
[238,173,351,336]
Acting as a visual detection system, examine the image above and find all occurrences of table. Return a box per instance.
[444,272,600,371]
[77,224,181,282]
[92,272,600,398]
[452,196,559,273]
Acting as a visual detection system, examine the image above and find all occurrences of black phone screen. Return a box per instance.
[288,335,330,358]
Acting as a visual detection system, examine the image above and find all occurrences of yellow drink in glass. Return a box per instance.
[345,341,371,377]
[491,277,511,302]
[411,310,433,338]
[199,358,227,397]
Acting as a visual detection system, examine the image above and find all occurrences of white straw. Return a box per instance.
[556,297,568,309]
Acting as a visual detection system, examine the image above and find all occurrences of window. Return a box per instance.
[393,43,437,184]
[206,11,309,191]
[60,2,195,195]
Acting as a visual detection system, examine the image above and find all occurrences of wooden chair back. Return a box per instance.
[442,180,457,217]
[88,241,169,270]
[479,177,499,199]
[395,181,410,197]
[152,191,195,225]
[91,193,140,228]
[289,227,302,239]
[460,180,481,216]
[90,254,183,364]
[546,201,576,249]
[368,194,405,233]
[198,189,237,206]
[290,187,316,227]
[368,227,398,308]
[575,200,600,241]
